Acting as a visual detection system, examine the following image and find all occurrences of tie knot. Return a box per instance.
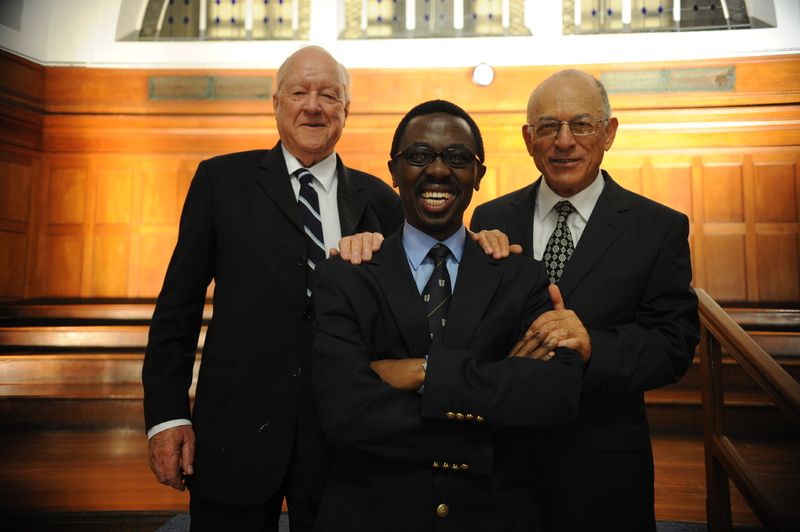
[294,168,314,185]
[427,244,450,260]
[555,200,575,215]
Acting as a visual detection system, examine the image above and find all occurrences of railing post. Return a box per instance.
[699,323,733,531]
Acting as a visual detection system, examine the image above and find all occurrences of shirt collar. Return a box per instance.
[536,169,605,222]
[281,145,338,194]
[402,221,466,272]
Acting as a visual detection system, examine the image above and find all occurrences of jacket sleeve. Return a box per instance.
[581,212,699,394]
[142,161,215,430]
[311,261,495,475]
[421,259,585,429]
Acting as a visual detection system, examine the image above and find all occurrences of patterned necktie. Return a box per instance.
[543,200,576,284]
[422,244,452,347]
[295,168,326,297]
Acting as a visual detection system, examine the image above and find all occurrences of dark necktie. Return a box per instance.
[543,200,576,284]
[295,168,326,297]
[422,244,452,347]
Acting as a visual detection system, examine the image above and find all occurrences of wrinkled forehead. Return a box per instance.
[278,54,347,94]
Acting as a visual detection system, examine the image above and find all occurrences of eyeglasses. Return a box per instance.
[392,146,481,169]
[528,118,608,138]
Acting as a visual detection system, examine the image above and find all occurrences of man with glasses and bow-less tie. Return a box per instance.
[310,99,585,532]
[470,69,699,532]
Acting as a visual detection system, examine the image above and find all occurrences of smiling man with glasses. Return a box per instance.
[470,69,699,532]
[310,99,584,531]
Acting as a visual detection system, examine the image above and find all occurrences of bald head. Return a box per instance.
[527,70,611,121]
[276,46,351,103]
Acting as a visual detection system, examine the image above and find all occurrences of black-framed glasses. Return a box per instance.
[392,146,481,169]
[528,118,608,138]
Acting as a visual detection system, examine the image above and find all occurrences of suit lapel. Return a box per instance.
[558,173,629,300]
[255,142,304,231]
[506,182,538,259]
[368,232,433,358]
[335,157,371,236]
[443,235,503,351]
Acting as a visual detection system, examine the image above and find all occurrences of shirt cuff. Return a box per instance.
[147,419,192,439]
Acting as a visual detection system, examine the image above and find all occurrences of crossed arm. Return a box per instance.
[148,230,582,491]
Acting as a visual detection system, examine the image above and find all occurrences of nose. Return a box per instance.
[426,153,451,178]
[302,92,322,112]
[554,122,576,149]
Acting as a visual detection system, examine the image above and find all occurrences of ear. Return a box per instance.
[603,117,619,151]
[343,100,350,121]
[521,124,535,156]
[388,159,398,188]
[474,164,487,191]
[272,91,279,114]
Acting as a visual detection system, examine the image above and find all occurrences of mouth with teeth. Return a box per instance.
[421,190,454,207]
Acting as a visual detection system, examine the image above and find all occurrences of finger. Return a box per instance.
[469,230,494,256]
[359,233,375,261]
[548,284,565,311]
[182,440,195,476]
[508,332,545,357]
[529,340,558,359]
[509,244,523,255]
[370,232,385,252]
[490,232,511,259]
[328,247,340,257]
[336,237,352,261]
[349,236,363,264]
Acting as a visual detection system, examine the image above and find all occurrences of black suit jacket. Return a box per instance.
[470,172,700,532]
[142,143,403,506]
[311,230,585,532]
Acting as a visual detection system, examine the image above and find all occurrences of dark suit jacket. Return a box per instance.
[142,143,403,506]
[311,229,585,532]
[470,171,700,532]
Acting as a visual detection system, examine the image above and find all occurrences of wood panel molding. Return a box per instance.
[1,49,798,304]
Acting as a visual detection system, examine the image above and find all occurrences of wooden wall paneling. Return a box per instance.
[698,155,751,303]
[752,151,800,303]
[135,157,194,297]
[0,151,35,300]
[41,161,91,298]
[91,233,130,297]
[645,155,694,219]
[0,231,28,300]
[704,233,749,302]
[44,233,83,297]
[755,233,800,302]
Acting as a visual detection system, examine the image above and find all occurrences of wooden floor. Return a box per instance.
[1,428,798,529]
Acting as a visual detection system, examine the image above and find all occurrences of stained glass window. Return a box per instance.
[565,0,753,35]
[343,0,530,39]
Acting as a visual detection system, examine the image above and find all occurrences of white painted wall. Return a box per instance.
[0,0,798,69]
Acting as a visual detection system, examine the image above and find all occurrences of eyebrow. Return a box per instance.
[534,113,594,122]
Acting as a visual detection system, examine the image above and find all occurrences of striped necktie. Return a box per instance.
[295,168,326,297]
[422,244,452,347]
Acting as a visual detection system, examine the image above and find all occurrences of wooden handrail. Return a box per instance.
[698,289,800,532]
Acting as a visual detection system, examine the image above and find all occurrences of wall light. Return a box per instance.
[471,63,494,87]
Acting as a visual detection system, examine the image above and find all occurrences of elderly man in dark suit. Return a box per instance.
[311,99,586,532]
[141,46,404,532]
[470,69,700,532]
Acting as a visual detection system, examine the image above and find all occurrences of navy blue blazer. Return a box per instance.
[311,229,585,532]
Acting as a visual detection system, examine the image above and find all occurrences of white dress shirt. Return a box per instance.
[532,170,605,260]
